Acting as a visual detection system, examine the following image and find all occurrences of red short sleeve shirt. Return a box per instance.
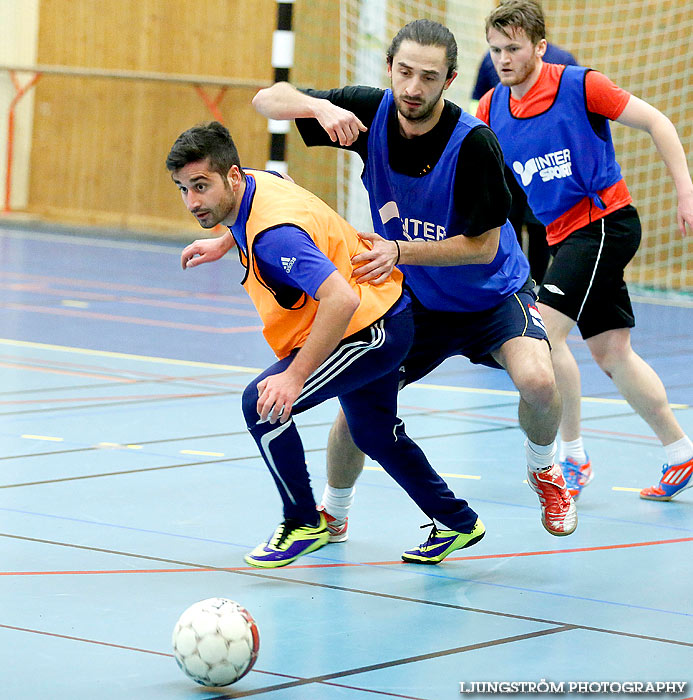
[476,63,633,243]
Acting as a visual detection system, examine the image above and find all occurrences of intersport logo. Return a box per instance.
[513,148,573,186]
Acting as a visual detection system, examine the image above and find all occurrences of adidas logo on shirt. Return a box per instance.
[281,256,296,274]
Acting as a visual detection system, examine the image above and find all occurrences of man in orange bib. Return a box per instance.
[166,122,485,568]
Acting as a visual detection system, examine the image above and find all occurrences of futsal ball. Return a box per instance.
[172,597,260,687]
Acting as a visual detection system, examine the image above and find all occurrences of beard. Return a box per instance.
[497,58,537,87]
[193,184,236,228]
[393,84,445,123]
[195,214,220,229]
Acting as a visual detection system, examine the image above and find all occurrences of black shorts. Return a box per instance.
[538,205,642,340]
[401,278,549,384]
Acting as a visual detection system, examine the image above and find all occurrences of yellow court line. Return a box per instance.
[364,465,480,480]
[413,382,520,398]
[0,338,262,373]
[21,434,63,442]
[575,395,687,408]
[7,431,665,491]
[412,381,688,409]
[1,338,688,409]
[630,293,693,309]
[96,442,142,450]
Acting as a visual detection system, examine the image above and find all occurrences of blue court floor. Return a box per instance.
[1,225,691,699]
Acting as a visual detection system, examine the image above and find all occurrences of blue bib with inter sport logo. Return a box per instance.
[362,89,528,313]
[488,66,623,226]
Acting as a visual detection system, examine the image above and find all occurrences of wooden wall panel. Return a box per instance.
[25,0,691,287]
[285,0,341,211]
[28,0,276,234]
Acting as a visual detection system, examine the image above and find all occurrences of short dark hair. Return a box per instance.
[386,19,458,80]
[165,121,243,178]
[485,0,546,45]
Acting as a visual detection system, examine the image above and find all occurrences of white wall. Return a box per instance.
[0,0,40,210]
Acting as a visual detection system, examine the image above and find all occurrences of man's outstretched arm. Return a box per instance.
[252,82,367,147]
[616,95,693,236]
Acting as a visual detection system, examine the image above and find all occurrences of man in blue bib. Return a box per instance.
[471,40,579,285]
[252,19,578,555]
[478,0,693,504]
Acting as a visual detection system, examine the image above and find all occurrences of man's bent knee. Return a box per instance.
[241,381,262,427]
[519,366,557,407]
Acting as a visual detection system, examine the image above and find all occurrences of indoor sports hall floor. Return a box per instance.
[1,224,691,700]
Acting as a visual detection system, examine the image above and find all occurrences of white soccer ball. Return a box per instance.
[172,597,259,687]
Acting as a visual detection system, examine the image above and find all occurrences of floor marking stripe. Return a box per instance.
[3,391,227,407]
[3,536,690,576]
[0,338,262,372]
[445,536,693,562]
[3,302,262,334]
[217,627,575,699]
[410,382,689,409]
[2,532,691,644]
[3,267,253,304]
[363,465,481,480]
[21,434,63,442]
[0,227,185,254]
[315,682,427,700]
[1,338,687,408]
[630,293,693,309]
[0,623,172,657]
[0,280,260,317]
[0,360,137,382]
[0,623,446,700]
[0,622,413,699]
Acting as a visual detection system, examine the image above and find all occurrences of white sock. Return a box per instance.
[320,484,355,521]
[526,439,557,473]
[664,436,693,466]
[560,437,587,464]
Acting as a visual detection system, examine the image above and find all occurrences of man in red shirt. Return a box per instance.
[477,0,693,502]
